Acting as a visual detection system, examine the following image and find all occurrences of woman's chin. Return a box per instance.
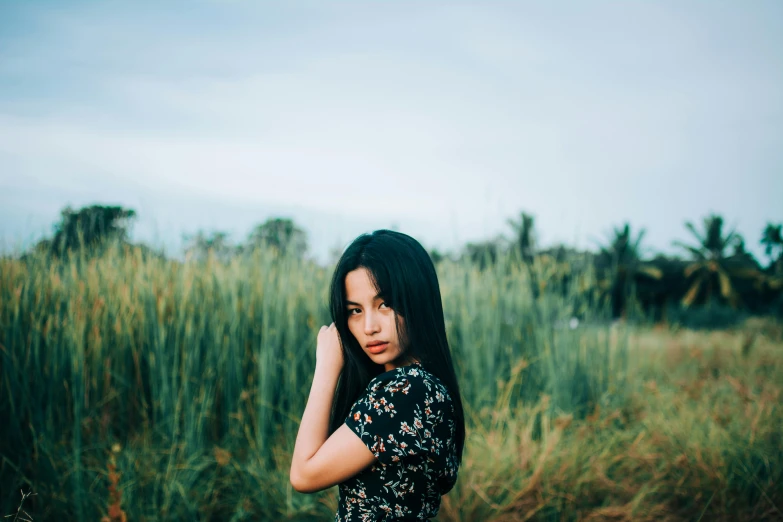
[366,352,395,366]
[368,354,388,364]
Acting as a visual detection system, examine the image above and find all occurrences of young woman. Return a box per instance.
[289,229,465,521]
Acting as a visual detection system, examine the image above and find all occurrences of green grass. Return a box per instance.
[1,246,781,521]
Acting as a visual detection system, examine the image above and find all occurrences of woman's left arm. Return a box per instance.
[289,324,376,493]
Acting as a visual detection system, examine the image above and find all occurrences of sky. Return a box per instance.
[1,1,781,264]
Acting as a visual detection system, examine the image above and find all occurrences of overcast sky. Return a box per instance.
[1,1,781,263]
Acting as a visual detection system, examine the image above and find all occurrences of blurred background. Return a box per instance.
[1,2,782,521]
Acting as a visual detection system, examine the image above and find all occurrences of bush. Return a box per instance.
[667,300,748,330]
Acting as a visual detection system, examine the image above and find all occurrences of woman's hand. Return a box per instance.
[316,323,344,374]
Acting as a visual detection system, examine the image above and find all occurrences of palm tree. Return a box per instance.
[463,239,501,270]
[597,223,644,266]
[506,211,536,263]
[596,223,661,317]
[506,211,545,303]
[673,214,760,308]
[761,223,783,276]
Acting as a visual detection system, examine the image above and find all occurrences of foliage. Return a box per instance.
[506,211,536,263]
[16,205,783,321]
[665,300,750,330]
[1,248,781,520]
[428,247,448,265]
[244,217,308,259]
[761,223,783,276]
[631,254,690,322]
[595,223,662,318]
[33,204,136,257]
[462,238,503,270]
[0,246,614,518]
[182,230,234,262]
[597,222,646,266]
[441,328,783,522]
[673,214,762,308]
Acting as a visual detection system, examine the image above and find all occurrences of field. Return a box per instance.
[1,246,781,521]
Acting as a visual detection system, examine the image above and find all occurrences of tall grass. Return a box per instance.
[1,245,780,521]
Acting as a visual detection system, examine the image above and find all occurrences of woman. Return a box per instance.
[290,229,465,521]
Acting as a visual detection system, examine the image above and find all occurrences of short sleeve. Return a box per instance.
[344,372,436,466]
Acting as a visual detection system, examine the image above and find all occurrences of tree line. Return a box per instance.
[19,204,783,323]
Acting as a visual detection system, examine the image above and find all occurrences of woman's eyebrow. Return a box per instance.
[345,294,383,306]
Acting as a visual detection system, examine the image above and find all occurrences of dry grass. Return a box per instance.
[434,326,783,522]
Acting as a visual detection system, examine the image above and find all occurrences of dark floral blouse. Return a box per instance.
[336,361,459,521]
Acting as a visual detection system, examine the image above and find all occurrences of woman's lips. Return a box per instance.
[367,342,388,354]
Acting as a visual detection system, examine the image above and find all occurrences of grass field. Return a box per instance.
[1,246,781,521]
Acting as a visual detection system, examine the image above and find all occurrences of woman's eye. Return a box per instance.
[348,304,389,314]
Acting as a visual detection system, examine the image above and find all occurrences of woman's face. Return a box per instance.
[344,267,407,372]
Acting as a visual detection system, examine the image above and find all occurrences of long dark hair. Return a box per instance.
[327,229,465,465]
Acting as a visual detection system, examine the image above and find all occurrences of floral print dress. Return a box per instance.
[336,361,459,521]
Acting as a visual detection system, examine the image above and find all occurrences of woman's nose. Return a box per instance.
[364,312,381,334]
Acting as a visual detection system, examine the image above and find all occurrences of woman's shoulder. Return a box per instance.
[346,361,458,470]
[367,362,452,403]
